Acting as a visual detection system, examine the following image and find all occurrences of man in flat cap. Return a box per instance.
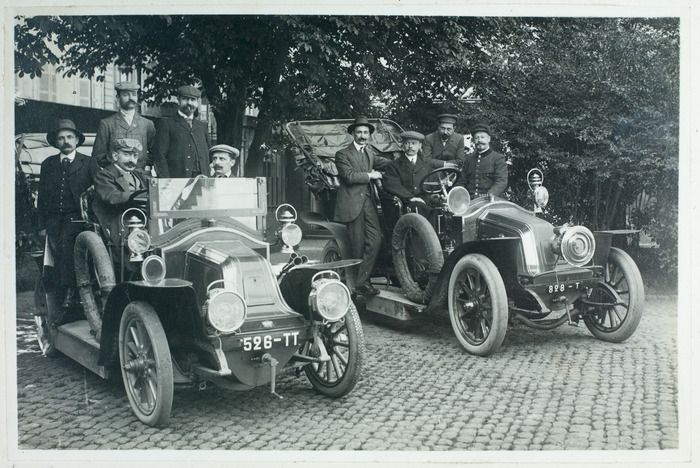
[153,85,211,178]
[92,138,148,261]
[37,119,99,308]
[384,130,451,217]
[209,144,240,178]
[457,123,508,197]
[93,81,156,175]
[334,116,392,296]
[422,113,465,165]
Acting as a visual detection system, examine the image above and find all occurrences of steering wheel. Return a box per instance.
[128,188,148,202]
[419,167,461,194]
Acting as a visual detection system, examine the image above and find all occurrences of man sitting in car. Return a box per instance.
[209,144,240,178]
[456,123,508,198]
[92,138,147,262]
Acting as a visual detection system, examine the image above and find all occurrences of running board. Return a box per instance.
[55,320,111,379]
[363,286,425,321]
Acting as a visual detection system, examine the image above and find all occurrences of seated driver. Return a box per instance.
[384,130,455,217]
[92,138,147,258]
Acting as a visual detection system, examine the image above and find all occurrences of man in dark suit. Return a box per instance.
[384,130,451,218]
[92,81,156,174]
[334,116,391,296]
[153,85,211,178]
[209,144,240,177]
[92,139,147,263]
[422,113,465,165]
[37,119,99,307]
[457,123,508,197]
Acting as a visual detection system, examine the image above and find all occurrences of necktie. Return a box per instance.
[61,158,71,172]
[186,118,193,128]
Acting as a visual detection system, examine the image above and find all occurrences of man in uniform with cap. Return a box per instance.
[92,138,148,262]
[93,81,156,174]
[422,113,465,165]
[334,116,392,296]
[37,119,99,308]
[153,85,211,178]
[457,123,508,197]
[209,144,240,178]
[384,130,451,217]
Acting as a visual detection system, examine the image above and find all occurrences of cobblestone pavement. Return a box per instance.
[14,241,678,451]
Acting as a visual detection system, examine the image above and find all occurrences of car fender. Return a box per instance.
[300,211,353,258]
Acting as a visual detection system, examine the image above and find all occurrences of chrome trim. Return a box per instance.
[478,211,542,275]
[160,227,270,262]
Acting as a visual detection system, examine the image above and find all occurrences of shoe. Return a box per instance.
[61,287,76,309]
[354,284,380,296]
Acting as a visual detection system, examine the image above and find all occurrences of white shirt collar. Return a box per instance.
[178,110,194,120]
[405,154,417,164]
[61,150,76,162]
[120,108,136,125]
[353,141,366,152]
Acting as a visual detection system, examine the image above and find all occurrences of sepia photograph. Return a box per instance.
[3,1,695,466]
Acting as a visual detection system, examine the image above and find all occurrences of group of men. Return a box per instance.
[37,82,241,308]
[335,114,508,296]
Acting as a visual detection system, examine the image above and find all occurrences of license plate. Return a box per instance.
[241,332,299,351]
[547,282,581,294]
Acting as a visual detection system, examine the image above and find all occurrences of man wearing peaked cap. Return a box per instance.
[93,81,156,174]
[456,122,508,197]
[38,119,99,310]
[209,144,240,178]
[153,85,210,178]
[422,113,465,165]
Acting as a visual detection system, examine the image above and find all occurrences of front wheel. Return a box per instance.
[304,303,365,397]
[582,247,645,342]
[448,254,508,356]
[118,301,174,427]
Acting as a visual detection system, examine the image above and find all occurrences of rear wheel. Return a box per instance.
[33,277,59,357]
[119,301,174,427]
[448,254,508,356]
[304,303,364,398]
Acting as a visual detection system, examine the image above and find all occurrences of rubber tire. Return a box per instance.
[33,277,59,357]
[448,254,508,356]
[392,213,444,304]
[583,247,645,343]
[118,301,174,427]
[305,303,365,398]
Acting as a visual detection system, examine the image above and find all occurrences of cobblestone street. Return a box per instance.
[14,270,678,451]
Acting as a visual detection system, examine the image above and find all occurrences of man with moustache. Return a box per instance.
[457,123,508,198]
[37,119,99,308]
[93,82,156,174]
[209,144,240,177]
[422,113,465,165]
[92,138,148,262]
[153,85,210,178]
[334,116,391,296]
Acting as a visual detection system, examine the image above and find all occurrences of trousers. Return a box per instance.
[47,214,85,289]
[346,197,382,287]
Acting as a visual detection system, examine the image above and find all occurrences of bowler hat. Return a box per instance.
[115,81,140,93]
[437,113,458,125]
[113,138,143,153]
[46,119,85,148]
[471,123,492,136]
[209,144,240,159]
[400,130,425,142]
[347,116,375,134]
[177,85,202,99]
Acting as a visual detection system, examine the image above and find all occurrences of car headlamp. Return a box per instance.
[127,228,151,256]
[447,186,471,217]
[533,186,549,209]
[141,255,166,284]
[280,223,302,250]
[205,290,247,334]
[309,272,351,322]
[552,225,595,267]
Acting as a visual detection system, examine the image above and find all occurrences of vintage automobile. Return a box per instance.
[286,121,644,357]
[33,175,365,426]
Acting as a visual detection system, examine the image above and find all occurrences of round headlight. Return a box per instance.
[127,228,151,254]
[447,186,471,216]
[310,280,351,321]
[141,255,166,284]
[534,186,549,208]
[206,291,247,334]
[281,223,303,247]
[560,226,595,267]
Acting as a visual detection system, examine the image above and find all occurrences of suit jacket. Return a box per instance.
[93,112,156,170]
[458,149,508,197]
[37,152,99,237]
[153,115,210,178]
[422,132,465,163]
[334,144,391,223]
[92,163,147,248]
[384,154,444,200]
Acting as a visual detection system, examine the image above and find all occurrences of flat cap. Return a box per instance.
[115,81,140,92]
[400,130,425,142]
[437,113,458,124]
[471,123,492,136]
[177,85,202,98]
[113,138,143,153]
[209,144,240,159]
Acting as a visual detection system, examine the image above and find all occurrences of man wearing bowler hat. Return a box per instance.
[422,113,465,165]
[153,85,211,178]
[457,123,508,198]
[93,81,156,174]
[209,144,240,178]
[37,119,99,308]
[334,116,392,296]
